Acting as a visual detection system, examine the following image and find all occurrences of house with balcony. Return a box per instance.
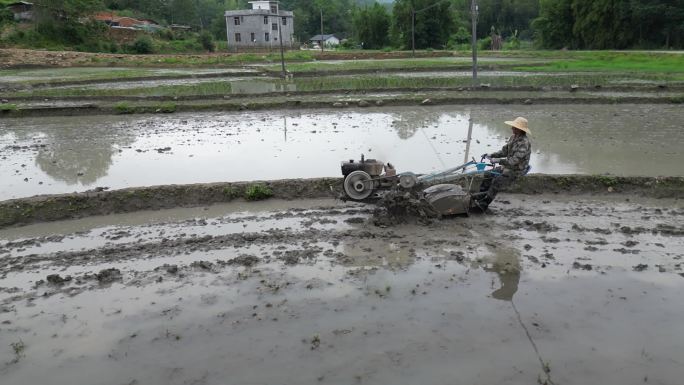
[224,1,294,51]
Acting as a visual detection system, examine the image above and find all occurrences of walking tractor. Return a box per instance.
[340,155,501,216]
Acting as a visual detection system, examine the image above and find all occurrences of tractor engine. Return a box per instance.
[340,155,385,178]
[340,155,395,200]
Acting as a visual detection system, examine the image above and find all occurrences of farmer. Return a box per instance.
[473,117,532,210]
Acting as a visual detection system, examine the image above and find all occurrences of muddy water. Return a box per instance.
[0,67,256,85]
[1,104,683,200]
[48,76,263,91]
[0,195,683,385]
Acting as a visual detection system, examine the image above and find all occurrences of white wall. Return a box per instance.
[325,37,340,46]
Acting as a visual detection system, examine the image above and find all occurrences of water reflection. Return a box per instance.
[389,108,442,139]
[479,247,521,301]
[0,116,136,197]
[1,105,682,200]
[341,239,414,270]
[34,126,133,185]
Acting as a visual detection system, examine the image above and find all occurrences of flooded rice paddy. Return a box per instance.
[1,104,683,200]
[0,67,257,85]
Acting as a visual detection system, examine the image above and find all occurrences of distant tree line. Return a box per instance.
[9,0,684,50]
[534,0,684,49]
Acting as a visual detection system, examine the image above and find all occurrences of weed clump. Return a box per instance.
[244,184,273,201]
[10,340,26,363]
[223,186,240,199]
[114,102,134,114]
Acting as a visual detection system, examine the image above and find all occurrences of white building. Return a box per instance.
[309,34,341,47]
[224,1,295,51]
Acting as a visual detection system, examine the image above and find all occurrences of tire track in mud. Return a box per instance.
[2,195,683,303]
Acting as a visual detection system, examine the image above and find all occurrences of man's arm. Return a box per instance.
[490,142,508,159]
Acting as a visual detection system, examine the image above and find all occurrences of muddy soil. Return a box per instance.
[0,48,454,69]
[0,194,683,385]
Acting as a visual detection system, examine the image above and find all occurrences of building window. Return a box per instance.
[233,17,240,26]
[282,17,287,26]
[235,33,241,42]
[270,5,277,13]
[264,16,268,24]
[265,32,270,42]
[250,32,255,42]
[272,23,278,31]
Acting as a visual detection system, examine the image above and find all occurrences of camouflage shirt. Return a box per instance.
[491,134,531,176]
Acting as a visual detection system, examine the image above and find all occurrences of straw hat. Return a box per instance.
[504,117,531,135]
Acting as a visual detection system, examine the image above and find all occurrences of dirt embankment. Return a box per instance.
[0,48,454,69]
[3,93,684,118]
[0,175,682,229]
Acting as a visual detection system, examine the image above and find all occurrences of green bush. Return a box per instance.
[198,31,215,52]
[0,8,13,25]
[132,35,154,54]
[506,30,521,50]
[244,184,273,201]
[447,26,471,49]
[3,19,108,52]
[478,36,492,51]
[158,29,175,41]
[108,42,120,53]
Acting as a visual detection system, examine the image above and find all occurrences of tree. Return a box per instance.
[533,0,684,49]
[279,0,354,43]
[353,3,391,49]
[571,0,634,49]
[34,0,104,21]
[33,0,106,46]
[532,0,575,48]
[391,0,455,50]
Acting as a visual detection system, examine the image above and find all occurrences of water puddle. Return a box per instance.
[1,104,683,200]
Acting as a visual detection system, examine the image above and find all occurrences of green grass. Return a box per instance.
[265,58,542,73]
[114,102,134,114]
[155,102,177,113]
[515,52,684,73]
[290,73,679,91]
[0,104,17,111]
[4,71,681,100]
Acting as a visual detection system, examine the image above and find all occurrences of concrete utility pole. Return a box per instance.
[471,0,478,83]
[411,8,415,57]
[320,9,324,52]
[279,16,286,78]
